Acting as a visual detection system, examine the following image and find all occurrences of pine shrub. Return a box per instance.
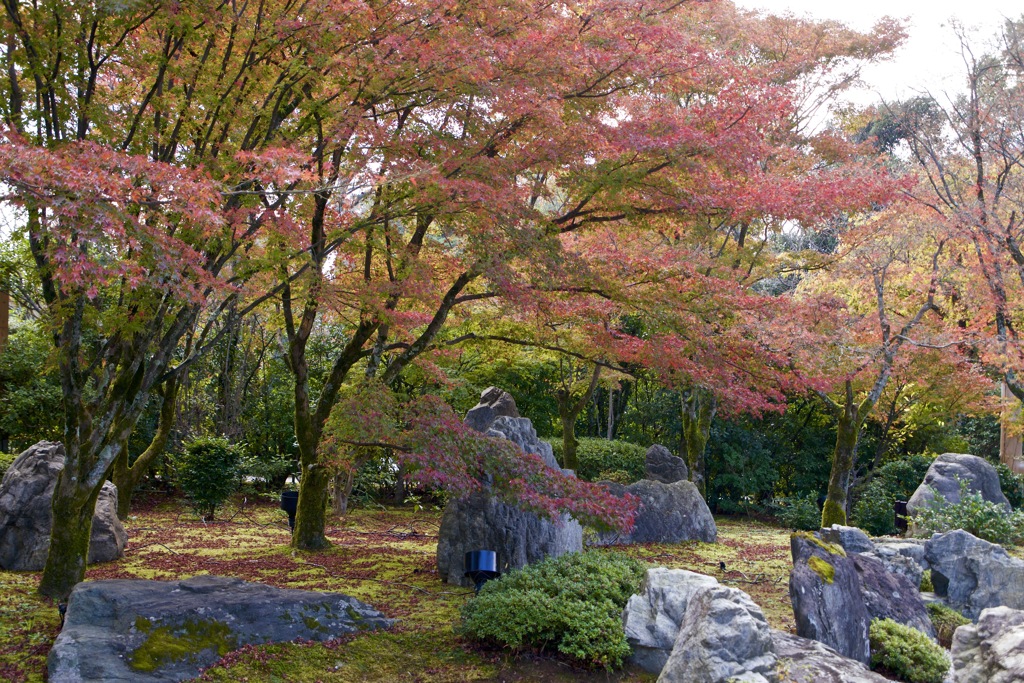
[458,551,646,669]
[869,618,950,683]
[174,437,242,520]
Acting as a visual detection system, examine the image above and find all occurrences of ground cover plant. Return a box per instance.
[0,495,798,682]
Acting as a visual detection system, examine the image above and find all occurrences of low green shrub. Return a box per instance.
[0,451,18,480]
[995,463,1024,509]
[926,602,970,649]
[919,570,934,593]
[458,551,646,669]
[914,478,1024,545]
[238,451,296,494]
[869,618,950,683]
[174,437,242,520]
[771,494,821,531]
[548,438,647,483]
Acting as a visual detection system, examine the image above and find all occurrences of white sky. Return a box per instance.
[735,0,1024,106]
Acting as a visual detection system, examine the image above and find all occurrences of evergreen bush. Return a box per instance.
[914,479,1024,545]
[174,437,242,520]
[458,551,646,669]
[852,455,934,536]
[0,451,17,480]
[869,618,949,683]
[926,602,970,649]
[548,438,647,483]
[995,463,1024,509]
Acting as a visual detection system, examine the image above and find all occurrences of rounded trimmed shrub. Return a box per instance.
[458,551,646,669]
[548,438,647,483]
[174,437,242,520]
[869,618,950,683]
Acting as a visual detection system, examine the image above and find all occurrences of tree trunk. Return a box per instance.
[39,470,102,601]
[332,469,356,516]
[293,454,331,549]
[821,380,875,528]
[681,386,716,498]
[392,460,406,505]
[606,389,615,440]
[555,365,601,472]
[111,378,179,520]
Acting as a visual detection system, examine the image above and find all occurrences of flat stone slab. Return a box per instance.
[48,575,393,682]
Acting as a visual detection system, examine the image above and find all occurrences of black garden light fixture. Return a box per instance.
[894,500,909,534]
[280,490,299,530]
[464,550,499,593]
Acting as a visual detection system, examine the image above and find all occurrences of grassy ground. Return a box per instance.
[0,494,796,682]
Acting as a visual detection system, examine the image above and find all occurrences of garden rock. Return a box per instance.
[789,533,872,664]
[863,540,927,588]
[0,441,127,571]
[436,389,582,586]
[47,575,393,683]
[622,567,720,673]
[851,553,935,638]
[463,386,521,434]
[658,584,777,683]
[593,479,716,546]
[951,605,1024,683]
[771,631,890,683]
[907,453,1010,515]
[645,444,688,484]
[820,525,874,554]
[924,530,1024,619]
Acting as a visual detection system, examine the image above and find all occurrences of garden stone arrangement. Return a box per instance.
[924,530,1024,619]
[0,441,127,570]
[436,387,582,586]
[623,567,889,682]
[47,575,393,683]
[951,605,1024,682]
[907,452,1010,514]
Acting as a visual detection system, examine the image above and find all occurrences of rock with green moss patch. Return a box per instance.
[789,533,871,665]
[47,575,393,682]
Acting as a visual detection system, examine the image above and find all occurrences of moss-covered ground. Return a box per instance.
[0,495,796,682]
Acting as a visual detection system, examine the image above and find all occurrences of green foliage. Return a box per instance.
[869,618,949,683]
[771,494,822,531]
[914,479,1024,545]
[173,438,242,520]
[996,463,1024,509]
[853,455,934,536]
[238,451,297,494]
[926,603,970,649]
[0,451,17,480]
[547,438,647,483]
[955,415,1001,462]
[919,570,933,593]
[0,324,63,450]
[458,551,646,669]
[705,399,835,514]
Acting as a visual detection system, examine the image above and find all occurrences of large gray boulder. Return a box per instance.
[464,386,521,434]
[771,631,890,683]
[789,533,871,664]
[622,567,720,673]
[47,575,393,683]
[0,441,128,570]
[851,553,935,638]
[907,453,1010,515]
[924,530,1024,619]
[593,479,716,545]
[658,584,777,683]
[951,606,1024,683]
[436,389,582,586]
[645,444,688,484]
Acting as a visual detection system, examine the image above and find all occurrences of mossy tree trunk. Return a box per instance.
[820,380,880,528]
[555,364,601,472]
[111,378,179,520]
[39,470,102,600]
[681,386,716,499]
